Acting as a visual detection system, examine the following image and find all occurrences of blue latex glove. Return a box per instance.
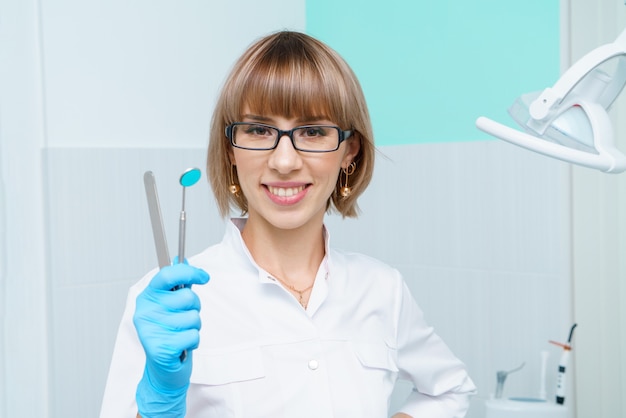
[133,262,210,418]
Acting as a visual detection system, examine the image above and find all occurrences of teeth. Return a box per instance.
[268,185,304,197]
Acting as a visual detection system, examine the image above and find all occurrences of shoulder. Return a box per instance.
[188,240,232,266]
[331,247,397,270]
[330,248,403,284]
[327,249,409,322]
[130,240,234,292]
[182,241,251,285]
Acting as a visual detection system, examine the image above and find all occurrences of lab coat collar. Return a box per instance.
[225,218,331,316]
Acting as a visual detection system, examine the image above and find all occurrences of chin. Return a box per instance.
[262,210,324,231]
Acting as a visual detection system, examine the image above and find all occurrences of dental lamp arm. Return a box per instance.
[476,27,626,173]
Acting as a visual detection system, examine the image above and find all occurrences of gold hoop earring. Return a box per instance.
[229,164,241,196]
[340,162,356,197]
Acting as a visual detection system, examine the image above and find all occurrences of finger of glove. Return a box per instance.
[137,369,188,414]
[150,263,209,291]
[139,286,203,312]
[135,324,200,366]
[145,348,195,393]
[135,306,202,334]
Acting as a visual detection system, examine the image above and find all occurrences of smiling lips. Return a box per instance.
[265,184,308,204]
[267,185,305,197]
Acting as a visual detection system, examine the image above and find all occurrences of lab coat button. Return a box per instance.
[308,359,319,370]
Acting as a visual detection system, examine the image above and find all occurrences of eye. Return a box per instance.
[300,126,327,137]
[245,124,274,136]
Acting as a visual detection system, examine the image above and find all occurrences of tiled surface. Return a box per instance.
[43,140,571,417]
[326,141,572,416]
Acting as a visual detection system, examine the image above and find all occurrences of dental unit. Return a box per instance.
[476,28,626,173]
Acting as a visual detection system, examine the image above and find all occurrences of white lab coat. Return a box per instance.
[100,219,476,417]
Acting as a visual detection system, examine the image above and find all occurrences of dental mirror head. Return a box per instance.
[477,28,626,173]
[180,167,202,187]
[177,167,201,269]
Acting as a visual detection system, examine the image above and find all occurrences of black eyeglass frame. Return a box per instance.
[225,122,353,153]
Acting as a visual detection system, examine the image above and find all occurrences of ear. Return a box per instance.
[342,134,361,168]
[228,148,236,165]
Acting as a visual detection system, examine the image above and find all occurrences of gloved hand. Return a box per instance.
[133,262,210,418]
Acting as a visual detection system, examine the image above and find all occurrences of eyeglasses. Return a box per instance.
[225,122,353,152]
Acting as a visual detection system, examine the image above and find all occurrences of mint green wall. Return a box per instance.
[306,1,560,145]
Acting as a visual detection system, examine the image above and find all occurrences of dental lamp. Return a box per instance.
[476,28,626,173]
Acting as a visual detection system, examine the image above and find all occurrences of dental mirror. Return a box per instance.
[180,167,202,188]
[177,167,201,265]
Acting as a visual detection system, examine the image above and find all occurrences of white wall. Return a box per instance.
[41,0,305,149]
[0,1,585,417]
[0,0,50,417]
[568,1,626,416]
[325,142,572,417]
[0,1,305,417]
[0,97,6,418]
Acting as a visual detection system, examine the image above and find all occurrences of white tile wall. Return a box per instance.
[0,1,50,416]
[42,138,572,416]
[43,148,227,416]
[0,138,6,418]
[568,2,626,416]
[325,140,572,417]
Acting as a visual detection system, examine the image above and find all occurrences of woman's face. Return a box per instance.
[230,110,360,232]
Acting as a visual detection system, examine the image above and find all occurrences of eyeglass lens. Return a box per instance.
[232,123,340,151]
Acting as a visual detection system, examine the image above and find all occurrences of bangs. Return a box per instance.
[224,33,351,127]
[208,31,374,219]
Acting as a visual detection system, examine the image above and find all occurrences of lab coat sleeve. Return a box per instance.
[393,277,476,418]
[99,273,153,418]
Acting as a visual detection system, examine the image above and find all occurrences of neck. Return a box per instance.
[241,215,325,287]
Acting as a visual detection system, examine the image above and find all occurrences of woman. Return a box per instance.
[100,30,476,418]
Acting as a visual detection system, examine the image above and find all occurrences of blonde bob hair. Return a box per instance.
[207,30,375,218]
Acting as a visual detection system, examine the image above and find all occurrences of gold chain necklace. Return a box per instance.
[271,274,314,309]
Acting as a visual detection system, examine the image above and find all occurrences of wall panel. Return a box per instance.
[43,148,226,416]
[325,140,571,416]
[569,1,626,416]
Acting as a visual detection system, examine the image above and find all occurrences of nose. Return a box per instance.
[268,134,302,173]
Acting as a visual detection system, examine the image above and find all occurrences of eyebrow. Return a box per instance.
[241,114,272,123]
[241,114,332,125]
